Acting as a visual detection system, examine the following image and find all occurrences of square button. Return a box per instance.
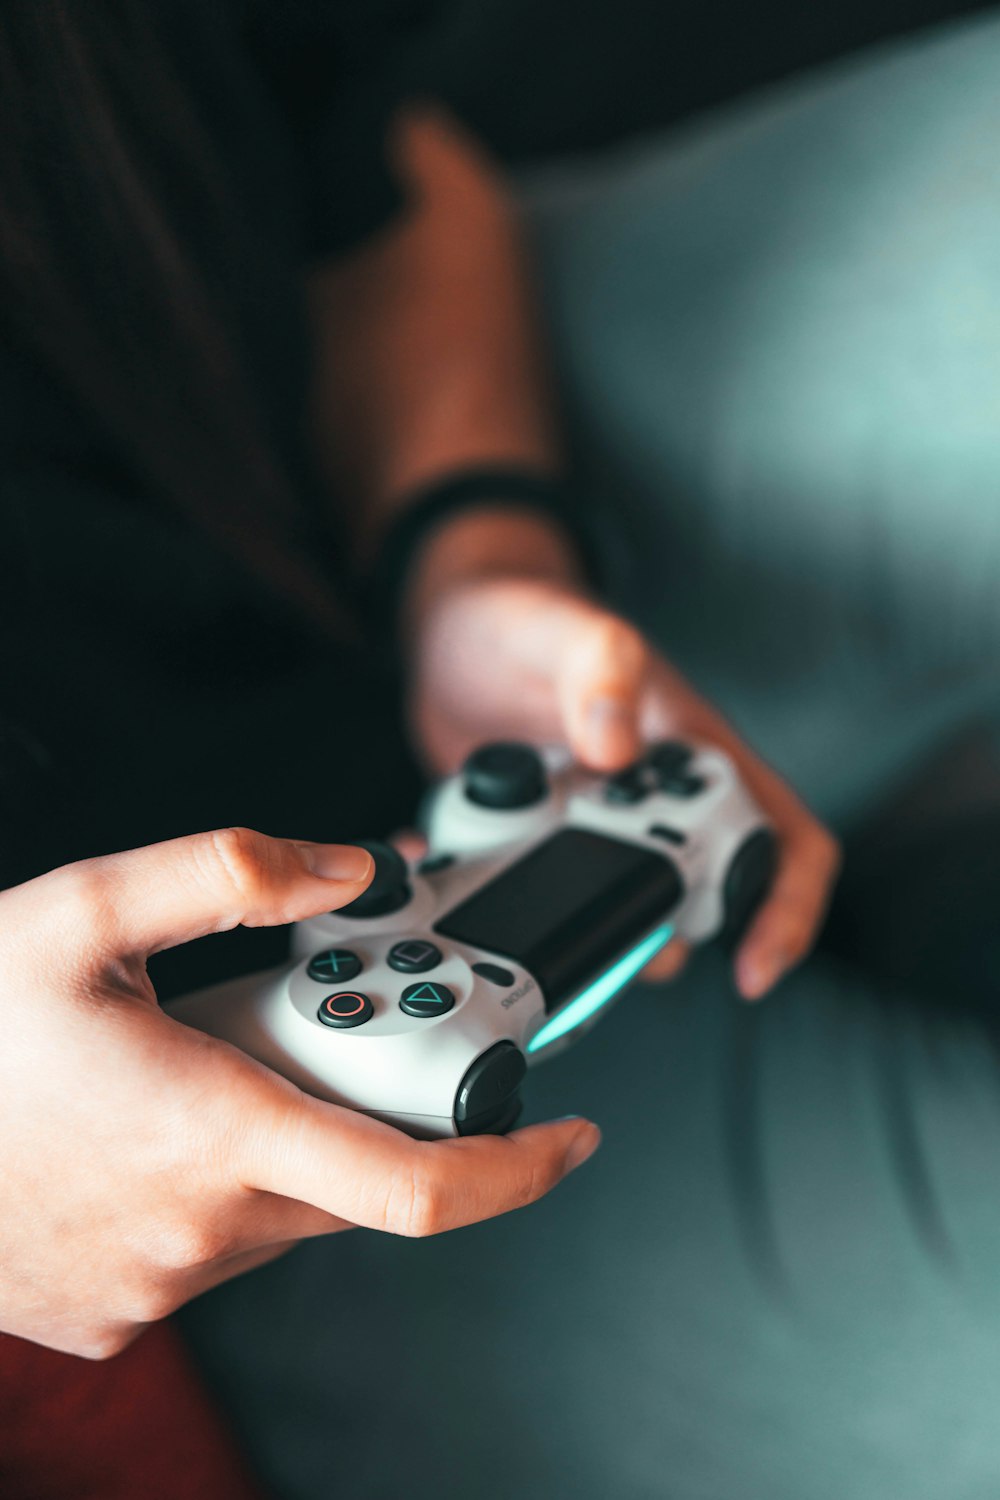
[388,940,442,974]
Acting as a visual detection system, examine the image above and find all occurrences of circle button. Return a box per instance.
[399,981,455,1019]
[318,992,374,1029]
[388,940,442,974]
[307,949,362,984]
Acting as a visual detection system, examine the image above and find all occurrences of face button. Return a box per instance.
[387,939,442,974]
[307,949,362,984]
[471,961,515,987]
[399,981,455,1018]
[338,840,412,918]
[318,991,374,1029]
[647,824,687,846]
[418,853,455,876]
[454,1042,527,1136]
[659,772,706,799]
[463,743,548,810]
[646,740,693,782]
[604,765,648,804]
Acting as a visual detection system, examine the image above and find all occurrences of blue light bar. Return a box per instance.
[525,923,674,1055]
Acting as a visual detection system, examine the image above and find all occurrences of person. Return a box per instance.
[180,10,1000,1499]
[2,2,996,1497]
[0,3,838,1495]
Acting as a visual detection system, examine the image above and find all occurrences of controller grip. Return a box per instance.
[718,829,778,949]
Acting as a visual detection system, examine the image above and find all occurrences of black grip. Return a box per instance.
[719,829,778,948]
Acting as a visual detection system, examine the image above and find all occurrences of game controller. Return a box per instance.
[169,741,776,1137]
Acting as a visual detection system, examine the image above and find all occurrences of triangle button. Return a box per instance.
[400,981,455,1018]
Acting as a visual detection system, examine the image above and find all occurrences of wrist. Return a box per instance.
[401,504,586,643]
[365,465,600,656]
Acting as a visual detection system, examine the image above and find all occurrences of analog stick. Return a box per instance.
[338,839,412,918]
[463,742,548,810]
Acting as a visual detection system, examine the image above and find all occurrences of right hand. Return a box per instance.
[0,828,599,1359]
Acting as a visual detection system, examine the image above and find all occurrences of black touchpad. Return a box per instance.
[434,828,682,1013]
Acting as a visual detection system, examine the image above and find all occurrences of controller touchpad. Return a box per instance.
[434,828,682,1013]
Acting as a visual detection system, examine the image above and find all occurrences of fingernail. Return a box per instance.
[301,843,374,883]
[586,696,635,761]
[738,950,788,1001]
[736,954,768,1001]
[587,695,632,730]
[564,1124,601,1173]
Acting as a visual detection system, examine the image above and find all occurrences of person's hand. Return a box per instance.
[406,533,840,999]
[0,829,600,1359]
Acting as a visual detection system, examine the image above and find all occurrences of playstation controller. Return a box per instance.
[169,741,776,1137]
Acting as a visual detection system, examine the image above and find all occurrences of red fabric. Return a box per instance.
[0,1320,265,1500]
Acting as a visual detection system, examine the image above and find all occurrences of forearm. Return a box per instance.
[307,106,575,579]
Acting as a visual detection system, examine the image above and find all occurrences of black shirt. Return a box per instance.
[0,2,425,930]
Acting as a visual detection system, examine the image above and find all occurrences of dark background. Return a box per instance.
[390,0,990,159]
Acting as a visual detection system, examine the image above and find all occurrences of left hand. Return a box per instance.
[407,571,840,1000]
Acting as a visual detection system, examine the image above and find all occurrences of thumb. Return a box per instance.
[241,1091,602,1236]
[555,604,649,771]
[21,827,374,959]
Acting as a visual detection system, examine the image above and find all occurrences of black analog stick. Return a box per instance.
[463,742,548,811]
[338,839,412,918]
[720,829,779,948]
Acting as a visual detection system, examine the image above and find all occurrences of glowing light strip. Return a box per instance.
[525,924,674,1055]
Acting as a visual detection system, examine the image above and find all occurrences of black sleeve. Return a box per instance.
[247,0,439,260]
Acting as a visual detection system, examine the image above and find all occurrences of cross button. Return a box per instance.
[307,949,362,984]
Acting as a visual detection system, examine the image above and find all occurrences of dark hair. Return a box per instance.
[0,0,347,633]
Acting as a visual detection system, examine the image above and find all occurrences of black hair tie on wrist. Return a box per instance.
[367,465,599,649]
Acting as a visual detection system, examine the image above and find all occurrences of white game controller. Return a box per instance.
[169,741,776,1137]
